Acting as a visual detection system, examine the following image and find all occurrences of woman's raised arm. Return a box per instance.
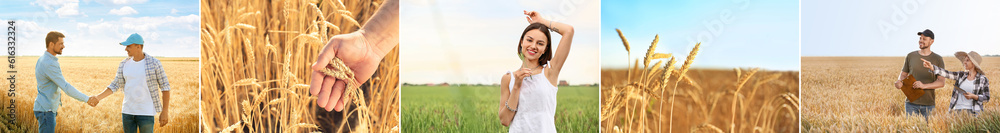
[524,10,574,81]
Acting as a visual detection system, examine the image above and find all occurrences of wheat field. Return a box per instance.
[802,56,1000,132]
[200,0,398,132]
[0,56,199,132]
[600,29,800,132]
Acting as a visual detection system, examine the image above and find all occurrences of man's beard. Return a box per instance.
[919,44,929,49]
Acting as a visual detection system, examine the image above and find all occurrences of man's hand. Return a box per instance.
[913,81,924,89]
[158,111,169,127]
[895,80,903,89]
[87,96,99,107]
[963,92,979,100]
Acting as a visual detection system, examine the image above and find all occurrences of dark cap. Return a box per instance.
[917,29,934,39]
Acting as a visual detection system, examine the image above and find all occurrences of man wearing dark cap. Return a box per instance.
[894,29,945,123]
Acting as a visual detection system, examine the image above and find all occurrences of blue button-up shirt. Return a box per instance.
[33,51,90,113]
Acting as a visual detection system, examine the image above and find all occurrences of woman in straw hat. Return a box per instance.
[921,51,990,115]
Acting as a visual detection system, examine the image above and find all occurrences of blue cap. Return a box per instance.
[120,33,144,46]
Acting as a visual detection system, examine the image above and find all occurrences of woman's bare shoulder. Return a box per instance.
[501,72,511,84]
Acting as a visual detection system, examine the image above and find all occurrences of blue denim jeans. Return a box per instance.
[34,111,56,133]
[122,113,155,133]
[905,102,934,122]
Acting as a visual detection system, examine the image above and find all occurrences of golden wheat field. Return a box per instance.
[802,56,1000,132]
[200,0,398,132]
[601,68,800,132]
[600,29,799,133]
[0,56,199,132]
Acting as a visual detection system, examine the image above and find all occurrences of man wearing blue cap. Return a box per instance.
[90,33,172,133]
[34,31,101,133]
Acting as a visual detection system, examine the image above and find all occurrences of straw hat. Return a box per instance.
[954,51,983,74]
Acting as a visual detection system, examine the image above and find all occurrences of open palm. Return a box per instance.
[310,31,384,112]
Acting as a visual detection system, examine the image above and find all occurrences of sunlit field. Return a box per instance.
[802,57,1000,132]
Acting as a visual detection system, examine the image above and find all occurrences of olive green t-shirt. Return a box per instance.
[901,51,944,106]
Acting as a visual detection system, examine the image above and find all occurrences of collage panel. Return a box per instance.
[599,0,800,132]
[399,0,601,132]
[801,0,1000,132]
[1,0,200,132]
[199,0,399,132]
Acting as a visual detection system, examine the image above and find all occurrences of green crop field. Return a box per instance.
[401,85,599,132]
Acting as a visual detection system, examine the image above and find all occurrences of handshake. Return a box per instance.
[87,95,104,107]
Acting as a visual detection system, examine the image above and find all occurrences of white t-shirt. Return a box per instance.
[122,59,156,116]
[954,79,976,110]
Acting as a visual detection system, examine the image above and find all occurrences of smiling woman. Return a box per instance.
[498,10,575,133]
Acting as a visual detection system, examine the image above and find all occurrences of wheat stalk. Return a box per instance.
[668,42,701,133]
[731,67,758,133]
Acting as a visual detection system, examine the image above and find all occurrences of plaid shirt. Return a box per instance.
[106,53,171,112]
[930,65,990,113]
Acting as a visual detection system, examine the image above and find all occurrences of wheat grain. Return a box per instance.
[318,57,360,90]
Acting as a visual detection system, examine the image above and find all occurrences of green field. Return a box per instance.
[401,85,599,132]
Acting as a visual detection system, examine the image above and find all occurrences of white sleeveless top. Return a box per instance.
[507,68,558,133]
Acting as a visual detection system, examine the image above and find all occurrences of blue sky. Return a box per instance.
[601,0,800,71]
[1,0,199,57]
[802,0,1000,57]
[400,0,601,85]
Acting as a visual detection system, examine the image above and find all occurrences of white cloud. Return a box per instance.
[112,0,147,4]
[170,8,179,15]
[89,0,148,5]
[73,14,199,56]
[34,0,86,17]
[32,0,75,10]
[76,22,88,30]
[3,20,53,55]
[109,6,138,15]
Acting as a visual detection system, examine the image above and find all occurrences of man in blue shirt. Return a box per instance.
[33,31,99,133]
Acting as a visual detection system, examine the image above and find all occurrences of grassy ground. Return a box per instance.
[0,56,199,132]
[401,85,598,132]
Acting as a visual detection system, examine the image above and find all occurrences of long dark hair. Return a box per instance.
[517,23,552,67]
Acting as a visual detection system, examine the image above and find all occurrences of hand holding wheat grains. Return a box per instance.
[310,32,384,112]
[310,0,399,112]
